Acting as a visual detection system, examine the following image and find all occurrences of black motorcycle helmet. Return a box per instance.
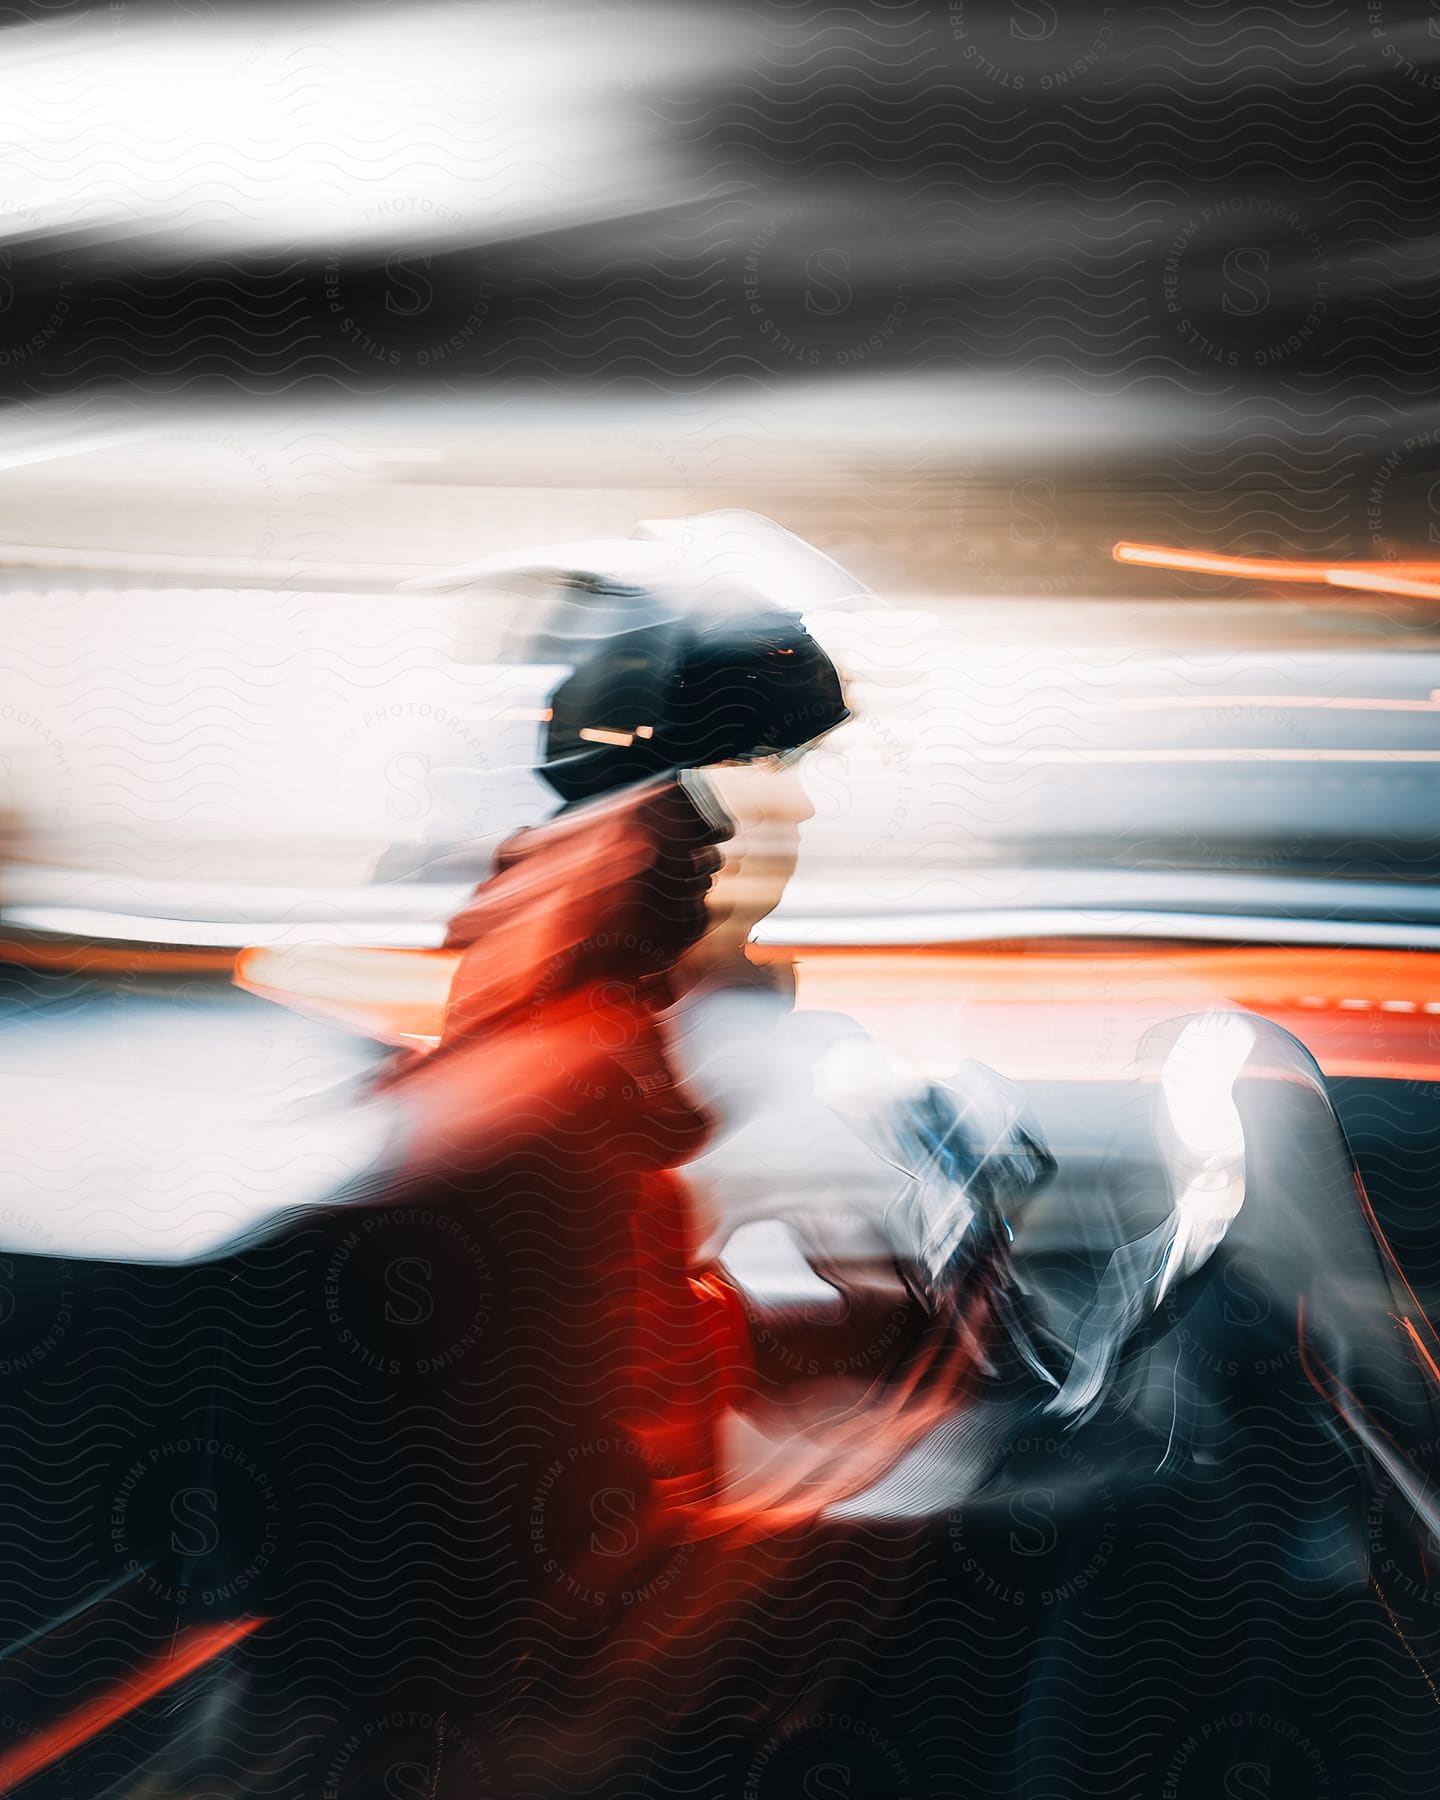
[538,575,851,806]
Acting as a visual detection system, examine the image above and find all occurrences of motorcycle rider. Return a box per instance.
[363,553,1031,1793]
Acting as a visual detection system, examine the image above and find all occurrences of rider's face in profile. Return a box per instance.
[693,752,815,942]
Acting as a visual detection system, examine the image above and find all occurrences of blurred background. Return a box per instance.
[1,0,1439,1273]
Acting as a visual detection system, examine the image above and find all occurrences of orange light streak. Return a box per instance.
[1327,569,1440,603]
[235,944,458,1047]
[236,942,1440,1078]
[0,1616,263,1794]
[1114,542,1339,581]
[1400,1315,1440,1392]
[1113,541,1440,602]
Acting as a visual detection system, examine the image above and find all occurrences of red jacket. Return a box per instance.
[375,779,981,1786]
[386,781,736,1533]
